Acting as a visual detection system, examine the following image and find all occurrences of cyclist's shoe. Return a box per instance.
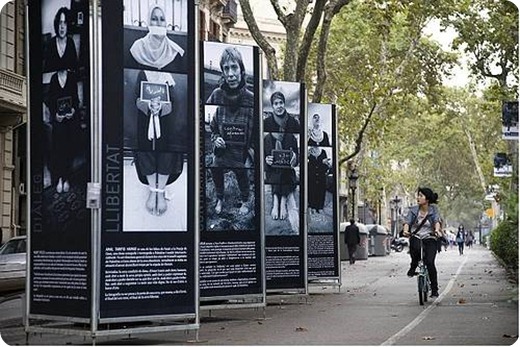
[407,268,416,277]
[430,290,439,297]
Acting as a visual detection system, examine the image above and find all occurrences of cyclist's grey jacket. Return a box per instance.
[405,205,441,240]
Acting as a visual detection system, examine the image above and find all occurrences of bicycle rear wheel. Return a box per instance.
[418,276,425,305]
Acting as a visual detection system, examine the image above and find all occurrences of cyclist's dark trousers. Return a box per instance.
[410,238,438,292]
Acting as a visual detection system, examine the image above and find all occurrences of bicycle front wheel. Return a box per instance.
[418,276,425,305]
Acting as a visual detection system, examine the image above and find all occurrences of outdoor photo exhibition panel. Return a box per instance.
[502,100,518,140]
[306,103,340,283]
[263,80,307,293]
[200,41,264,305]
[100,0,197,322]
[28,0,92,320]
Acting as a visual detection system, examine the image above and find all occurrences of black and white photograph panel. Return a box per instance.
[204,168,255,231]
[123,152,188,231]
[121,68,188,230]
[502,101,518,139]
[308,146,334,234]
[204,104,256,169]
[42,70,89,195]
[123,69,188,153]
[264,132,300,186]
[493,152,513,177]
[41,0,84,73]
[263,80,301,133]
[264,184,300,236]
[123,0,188,72]
[203,42,255,107]
[307,103,332,147]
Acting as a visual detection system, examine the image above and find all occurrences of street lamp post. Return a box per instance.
[390,196,402,238]
[348,168,359,222]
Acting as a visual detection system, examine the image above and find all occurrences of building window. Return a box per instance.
[199,10,206,41]
[0,2,16,71]
[209,20,220,42]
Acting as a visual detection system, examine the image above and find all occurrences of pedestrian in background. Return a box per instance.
[456,225,465,255]
[466,230,474,249]
[344,219,360,265]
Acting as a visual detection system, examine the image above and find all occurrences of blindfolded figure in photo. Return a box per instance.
[130,4,185,70]
[264,132,299,232]
[44,7,78,73]
[308,146,331,214]
[308,113,330,146]
[264,91,300,133]
[134,70,183,216]
[208,47,255,216]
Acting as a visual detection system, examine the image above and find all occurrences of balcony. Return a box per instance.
[221,0,237,24]
[0,69,26,125]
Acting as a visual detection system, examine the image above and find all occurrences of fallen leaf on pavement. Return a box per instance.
[257,321,263,325]
[458,298,467,304]
[503,334,518,338]
[422,336,435,340]
[460,283,465,287]
[295,327,308,332]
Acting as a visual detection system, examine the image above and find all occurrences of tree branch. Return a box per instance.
[338,102,377,166]
[270,0,288,26]
[313,0,351,101]
[239,0,280,79]
[296,0,327,81]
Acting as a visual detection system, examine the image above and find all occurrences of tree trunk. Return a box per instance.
[238,0,280,79]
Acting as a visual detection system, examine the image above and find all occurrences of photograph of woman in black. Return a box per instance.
[45,69,79,194]
[308,146,331,214]
[43,7,78,73]
[264,131,299,235]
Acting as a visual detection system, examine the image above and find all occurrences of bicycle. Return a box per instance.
[412,234,433,305]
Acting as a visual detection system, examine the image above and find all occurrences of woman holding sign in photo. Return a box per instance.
[133,70,183,216]
[208,47,255,216]
[264,132,298,223]
[45,69,79,193]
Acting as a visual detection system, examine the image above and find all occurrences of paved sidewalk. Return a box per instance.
[1,245,517,345]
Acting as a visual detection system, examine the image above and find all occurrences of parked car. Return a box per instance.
[0,235,26,292]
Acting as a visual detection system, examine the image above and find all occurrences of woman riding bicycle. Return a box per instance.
[402,187,443,297]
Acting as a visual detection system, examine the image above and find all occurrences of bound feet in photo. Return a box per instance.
[215,199,223,215]
[146,187,168,216]
[56,177,70,193]
[270,194,288,220]
[238,202,249,215]
[214,199,249,215]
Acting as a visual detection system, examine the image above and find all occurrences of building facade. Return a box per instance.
[0,1,26,244]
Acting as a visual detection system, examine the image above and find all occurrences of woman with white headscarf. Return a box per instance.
[308,113,330,147]
[129,5,186,216]
[130,4,184,70]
